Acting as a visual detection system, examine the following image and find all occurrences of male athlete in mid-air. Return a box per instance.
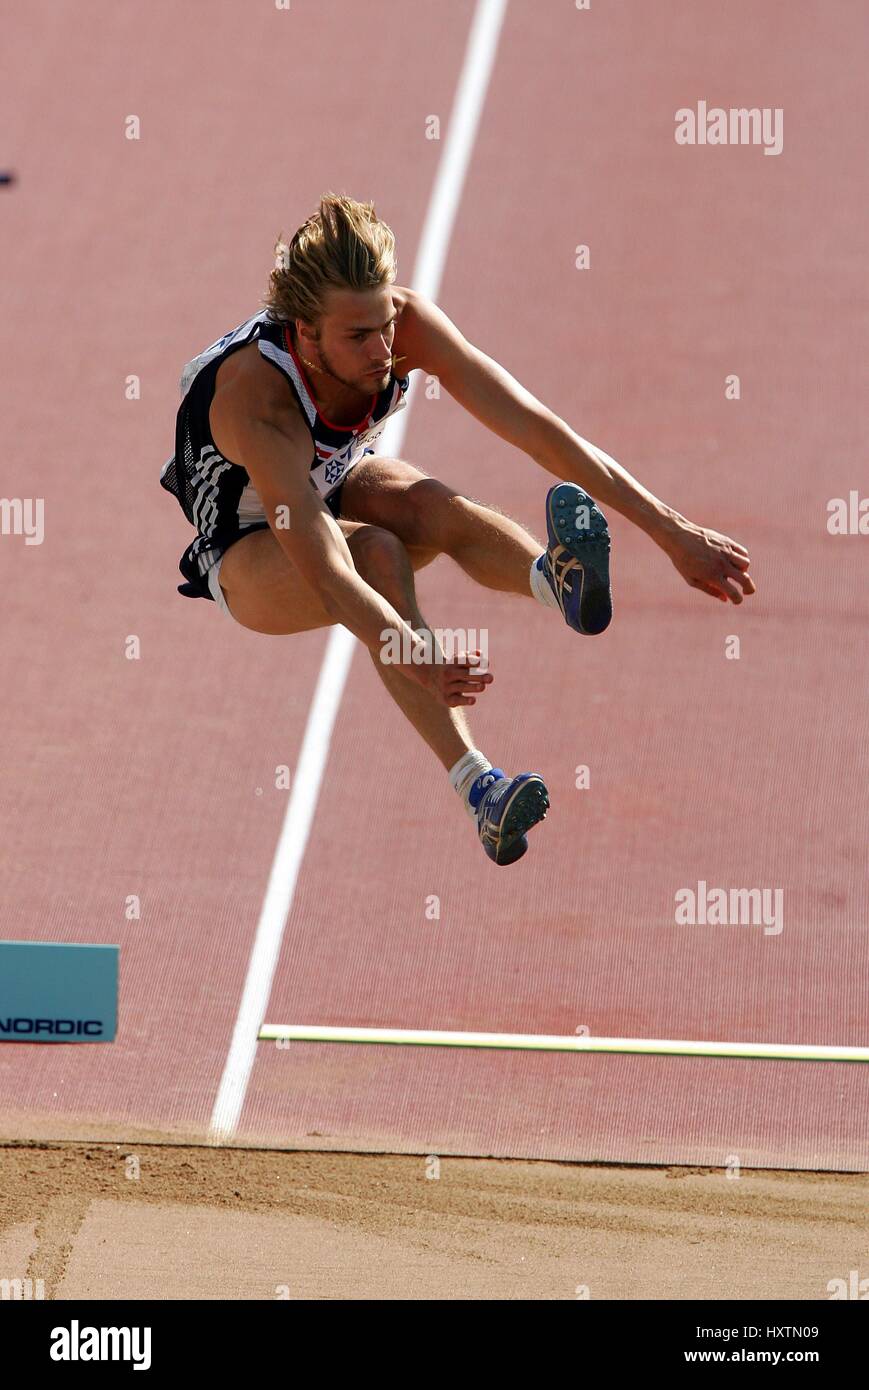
[161,193,755,866]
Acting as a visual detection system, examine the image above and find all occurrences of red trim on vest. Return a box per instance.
[283,326,376,432]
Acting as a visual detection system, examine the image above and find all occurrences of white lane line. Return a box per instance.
[208,635,355,1142]
[411,0,511,301]
[209,0,511,1143]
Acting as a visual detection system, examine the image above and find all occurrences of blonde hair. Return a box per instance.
[263,192,397,332]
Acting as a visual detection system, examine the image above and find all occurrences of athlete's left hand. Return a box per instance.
[662,519,756,604]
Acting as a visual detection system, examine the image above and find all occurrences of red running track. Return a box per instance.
[1,1,866,1168]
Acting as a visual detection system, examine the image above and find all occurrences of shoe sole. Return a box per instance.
[492,776,550,866]
[546,483,612,635]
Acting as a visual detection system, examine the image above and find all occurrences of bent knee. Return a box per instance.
[348,524,412,584]
[346,525,426,620]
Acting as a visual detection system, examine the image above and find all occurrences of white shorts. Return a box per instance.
[206,555,234,620]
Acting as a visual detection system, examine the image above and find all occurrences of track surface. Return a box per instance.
[1,1,866,1170]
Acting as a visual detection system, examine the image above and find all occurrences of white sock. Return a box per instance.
[448,748,493,819]
[530,552,559,610]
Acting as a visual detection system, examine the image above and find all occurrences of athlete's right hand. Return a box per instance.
[402,648,494,708]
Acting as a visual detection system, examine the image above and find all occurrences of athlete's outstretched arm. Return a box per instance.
[399,290,755,605]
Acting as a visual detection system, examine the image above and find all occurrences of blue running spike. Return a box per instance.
[541,482,613,635]
[472,771,550,866]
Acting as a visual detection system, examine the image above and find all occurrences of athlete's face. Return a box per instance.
[313,287,397,394]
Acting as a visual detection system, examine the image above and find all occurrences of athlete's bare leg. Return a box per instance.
[339,456,543,595]
[349,529,477,770]
[217,521,475,770]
